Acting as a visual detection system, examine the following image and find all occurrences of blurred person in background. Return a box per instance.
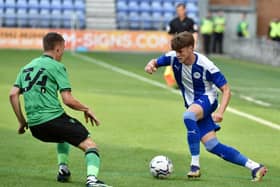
[200,12,213,55]
[212,11,225,54]
[237,13,249,38]
[165,3,198,87]
[268,18,280,42]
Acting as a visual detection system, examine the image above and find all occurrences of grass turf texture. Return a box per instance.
[0,49,279,187]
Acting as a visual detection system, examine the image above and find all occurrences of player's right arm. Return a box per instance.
[145,52,174,74]
[9,86,28,134]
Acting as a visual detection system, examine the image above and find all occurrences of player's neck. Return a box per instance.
[43,52,55,59]
[184,53,196,66]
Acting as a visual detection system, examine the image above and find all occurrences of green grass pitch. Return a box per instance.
[0,49,279,187]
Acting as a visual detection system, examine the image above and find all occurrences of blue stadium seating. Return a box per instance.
[139,2,151,13]
[140,12,152,30]
[5,0,16,9]
[17,8,28,27]
[151,1,162,13]
[151,12,163,30]
[51,9,62,28]
[74,0,86,12]
[40,9,51,27]
[0,0,4,9]
[4,8,17,27]
[128,11,140,29]
[51,0,62,10]
[162,2,174,13]
[40,0,51,10]
[116,0,199,30]
[28,9,39,27]
[28,0,40,10]
[17,0,29,10]
[0,8,4,26]
[62,10,73,28]
[117,0,128,12]
[128,1,139,12]
[62,0,74,10]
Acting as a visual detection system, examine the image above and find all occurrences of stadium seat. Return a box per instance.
[74,10,86,28]
[0,8,4,26]
[152,12,163,30]
[140,12,152,30]
[163,2,174,13]
[116,1,128,12]
[17,8,28,27]
[187,2,198,13]
[39,9,51,27]
[17,0,29,10]
[3,8,17,27]
[28,0,40,10]
[117,11,129,29]
[139,1,151,13]
[28,9,39,27]
[128,1,139,12]
[163,12,174,24]
[5,0,16,9]
[51,0,62,10]
[151,1,162,13]
[50,10,62,28]
[40,0,51,10]
[62,10,74,28]
[74,0,86,12]
[62,0,74,11]
[128,12,140,30]
[0,0,4,9]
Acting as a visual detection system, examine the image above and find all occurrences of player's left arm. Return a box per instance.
[9,86,28,134]
[212,83,231,123]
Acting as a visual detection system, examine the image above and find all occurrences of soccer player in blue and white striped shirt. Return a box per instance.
[145,31,267,181]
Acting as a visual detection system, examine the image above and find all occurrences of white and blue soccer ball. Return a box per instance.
[149,155,173,179]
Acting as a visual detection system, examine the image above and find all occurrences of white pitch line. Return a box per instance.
[72,53,280,131]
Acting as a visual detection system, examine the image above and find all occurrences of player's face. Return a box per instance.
[176,46,193,65]
[54,41,65,61]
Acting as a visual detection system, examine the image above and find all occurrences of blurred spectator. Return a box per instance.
[237,13,249,38]
[167,3,198,42]
[164,3,198,88]
[200,12,213,55]
[268,18,280,42]
[212,11,225,54]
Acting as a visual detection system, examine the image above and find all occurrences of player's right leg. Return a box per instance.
[202,131,267,181]
[183,104,204,178]
[78,138,111,187]
[57,142,71,182]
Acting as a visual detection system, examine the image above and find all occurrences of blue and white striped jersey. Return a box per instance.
[157,51,227,107]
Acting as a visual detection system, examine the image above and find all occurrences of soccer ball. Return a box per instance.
[149,155,173,179]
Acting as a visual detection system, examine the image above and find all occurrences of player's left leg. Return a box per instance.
[183,104,204,178]
[57,142,71,182]
[202,131,267,181]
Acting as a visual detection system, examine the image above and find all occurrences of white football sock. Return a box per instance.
[191,155,200,167]
[245,159,260,170]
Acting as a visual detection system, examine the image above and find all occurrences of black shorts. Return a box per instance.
[29,113,89,147]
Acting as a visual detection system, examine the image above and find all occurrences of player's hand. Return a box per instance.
[18,121,28,134]
[212,112,223,123]
[145,59,157,74]
[84,109,100,126]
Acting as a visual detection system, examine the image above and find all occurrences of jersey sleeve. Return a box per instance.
[205,61,227,88]
[14,69,23,89]
[54,64,71,92]
[156,51,176,67]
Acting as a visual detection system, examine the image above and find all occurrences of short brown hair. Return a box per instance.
[43,32,65,51]
[171,31,194,51]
